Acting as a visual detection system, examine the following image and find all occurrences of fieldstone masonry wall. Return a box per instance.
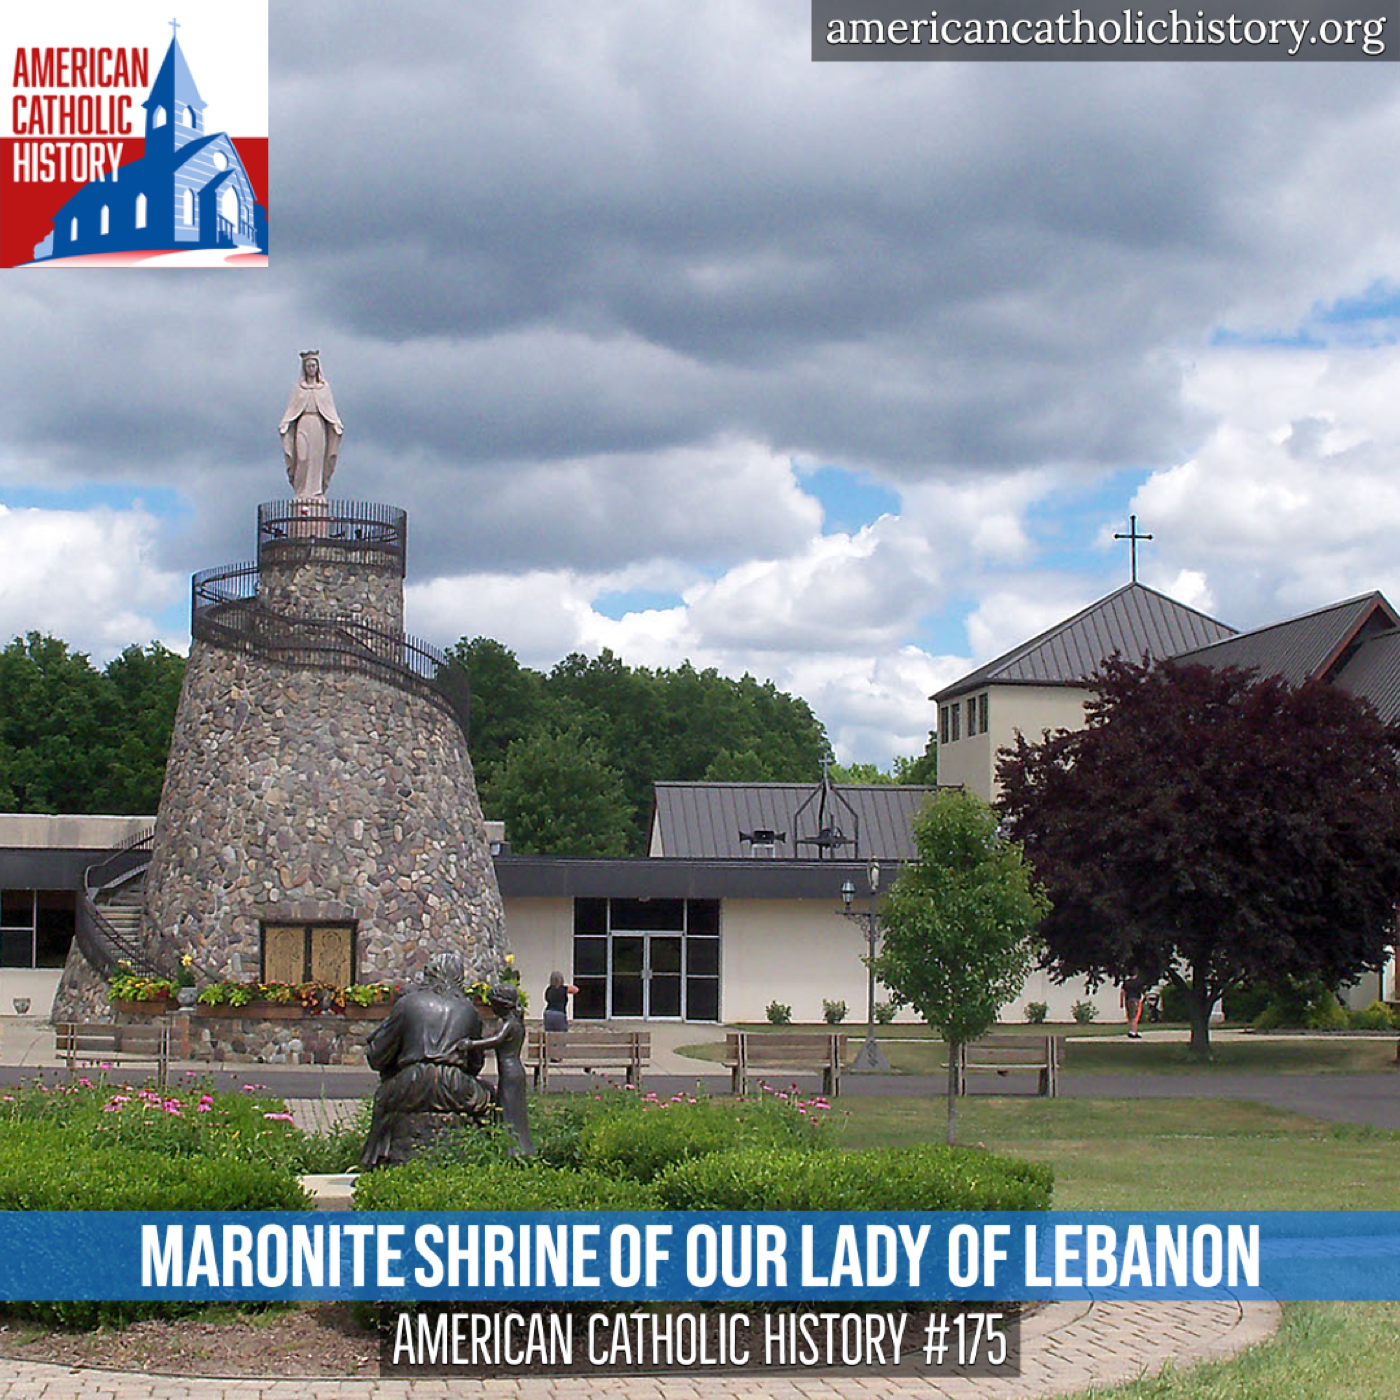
[141,637,505,985]
[257,554,403,634]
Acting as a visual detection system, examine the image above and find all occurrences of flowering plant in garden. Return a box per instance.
[192,979,394,1012]
[466,973,529,1010]
[176,954,196,988]
[108,973,177,1003]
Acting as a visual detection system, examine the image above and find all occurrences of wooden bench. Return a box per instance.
[955,1034,1062,1097]
[55,1021,171,1085]
[525,1027,650,1091]
[725,1031,846,1098]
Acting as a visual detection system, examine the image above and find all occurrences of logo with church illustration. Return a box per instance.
[1,4,268,268]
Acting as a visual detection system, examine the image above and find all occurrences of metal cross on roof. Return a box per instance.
[170,17,180,34]
[1114,514,1153,583]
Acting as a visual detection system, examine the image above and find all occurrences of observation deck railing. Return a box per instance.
[256,500,407,576]
[191,561,470,741]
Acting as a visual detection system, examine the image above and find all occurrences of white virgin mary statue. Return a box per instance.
[279,351,344,501]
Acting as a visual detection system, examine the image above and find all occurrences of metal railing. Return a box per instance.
[192,561,471,741]
[76,826,165,978]
[257,500,407,576]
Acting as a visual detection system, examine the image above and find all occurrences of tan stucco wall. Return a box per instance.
[500,897,576,1002]
[503,894,886,1024]
[937,685,1091,801]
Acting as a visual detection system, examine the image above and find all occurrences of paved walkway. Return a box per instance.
[0,1299,1281,1400]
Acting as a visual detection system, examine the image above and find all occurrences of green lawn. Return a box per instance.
[1072,1302,1400,1400]
[816,1095,1400,1398]
[830,1096,1400,1210]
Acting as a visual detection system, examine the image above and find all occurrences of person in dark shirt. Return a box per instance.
[542,969,578,1031]
[1121,973,1147,1038]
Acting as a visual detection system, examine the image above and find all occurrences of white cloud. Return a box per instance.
[0,506,185,658]
[1134,346,1400,624]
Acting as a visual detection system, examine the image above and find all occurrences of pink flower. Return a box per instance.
[262,1111,295,1123]
[196,1103,212,1113]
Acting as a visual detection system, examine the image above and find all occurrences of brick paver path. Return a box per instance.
[0,1299,1280,1400]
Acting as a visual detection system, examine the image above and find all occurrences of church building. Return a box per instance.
[31,25,266,262]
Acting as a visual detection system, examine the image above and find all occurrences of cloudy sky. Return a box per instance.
[3,2,1400,765]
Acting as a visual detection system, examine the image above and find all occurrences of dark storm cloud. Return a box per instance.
[0,0,1397,582]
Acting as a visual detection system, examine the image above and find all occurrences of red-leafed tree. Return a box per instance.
[997,658,1400,1055]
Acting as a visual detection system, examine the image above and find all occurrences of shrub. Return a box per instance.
[1023,1001,1048,1024]
[1305,989,1351,1030]
[0,1077,362,1174]
[656,1143,1052,1212]
[0,1123,310,1211]
[873,1000,899,1025]
[355,1159,658,1211]
[765,1001,792,1024]
[821,999,848,1025]
[1254,976,1350,1031]
[1071,999,1098,1025]
[1221,982,1272,1023]
[578,1090,827,1182]
[1350,1000,1396,1032]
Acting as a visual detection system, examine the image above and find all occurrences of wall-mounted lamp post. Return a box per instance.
[839,859,889,1072]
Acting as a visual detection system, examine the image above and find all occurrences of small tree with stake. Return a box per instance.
[997,657,1400,1057]
[873,789,1048,1145]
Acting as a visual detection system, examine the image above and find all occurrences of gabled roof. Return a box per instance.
[932,583,1236,703]
[650,782,939,862]
[1174,592,1400,689]
[1334,627,1400,724]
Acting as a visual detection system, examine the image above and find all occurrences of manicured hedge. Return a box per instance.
[654,1143,1053,1212]
[577,1094,825,1182]
[0,1123,311,1210]
[0,1122,309,1328]
[354,1158,661,1211]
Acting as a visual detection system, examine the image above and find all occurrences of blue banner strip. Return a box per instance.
[3,1211,1399,1301]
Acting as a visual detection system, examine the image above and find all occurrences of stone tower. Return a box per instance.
[55,357,505,1022]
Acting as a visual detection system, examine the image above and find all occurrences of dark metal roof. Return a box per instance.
[1334,627,1400,723]
[495,855,906,901]
[1175,592,1399,689]
[932,583,1235,702]
[649,782,941,861]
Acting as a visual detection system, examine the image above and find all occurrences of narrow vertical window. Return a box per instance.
[979,692,989,733]
[70,217,78,241]
[135,193,147,229]
[940,706,950,745]
[967,697,976,736]
[100,205,109,235]
[182,188,193,226]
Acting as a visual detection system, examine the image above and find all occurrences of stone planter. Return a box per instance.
[343,1002,392,1020]
[196,1002,302,1019]
[113,999,171,1016]
[177,986,198,1008]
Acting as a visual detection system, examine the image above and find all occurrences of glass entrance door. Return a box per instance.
[608,933,684,1019]
[648,935,683,1018]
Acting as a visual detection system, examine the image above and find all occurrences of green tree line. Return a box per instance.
[1,631,936,857]
[0,633,186,815]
